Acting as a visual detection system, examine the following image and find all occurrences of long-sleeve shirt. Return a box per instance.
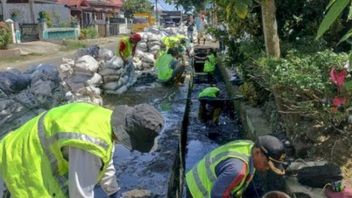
[0,146,119,198]
[211,157,255,198]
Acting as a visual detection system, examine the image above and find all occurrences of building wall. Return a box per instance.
[3,3,70,24]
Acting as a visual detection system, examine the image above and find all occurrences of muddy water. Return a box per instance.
[95,74,189,198]
[184,81,243,172]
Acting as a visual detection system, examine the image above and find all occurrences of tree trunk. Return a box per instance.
[261,0,280,58]
[29,0,35,23]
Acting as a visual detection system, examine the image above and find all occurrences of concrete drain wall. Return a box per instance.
[181,46,244,197]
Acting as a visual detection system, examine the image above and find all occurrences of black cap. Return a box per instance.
[256,135,286,175]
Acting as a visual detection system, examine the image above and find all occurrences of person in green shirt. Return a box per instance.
[155,47,185,85]
[198,86,223,125]
[203,49,217,75]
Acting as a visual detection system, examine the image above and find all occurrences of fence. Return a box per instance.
[19,23,39,42]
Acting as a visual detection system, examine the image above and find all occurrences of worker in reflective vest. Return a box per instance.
[0,102,164,198]
[198,86,222,125]
[203,49,217,75]
[156,47,185,85]
[117,33,142,63]
[186,135,287,198]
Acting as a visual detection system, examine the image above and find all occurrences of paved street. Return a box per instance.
[0,37,120,71]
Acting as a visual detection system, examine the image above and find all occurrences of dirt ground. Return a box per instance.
[311,133,352,187]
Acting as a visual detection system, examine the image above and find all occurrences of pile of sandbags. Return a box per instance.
[59,55,103,105]
[0,65,66,136]
[99,55,137,95]
[134,32,163,71]
[133,50,155,70]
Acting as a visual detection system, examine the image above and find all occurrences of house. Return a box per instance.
[0,0,71,24]
[57,0,122,28]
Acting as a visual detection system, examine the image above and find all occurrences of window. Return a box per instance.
[96,12,103,20]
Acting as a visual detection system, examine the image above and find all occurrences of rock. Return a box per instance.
[122,189,152,198]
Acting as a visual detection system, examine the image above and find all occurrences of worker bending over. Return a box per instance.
[198,86,223,125]
[156,47,185,86]
[0,102,164,198]
[186,135,287,198]
[117,33,142,63]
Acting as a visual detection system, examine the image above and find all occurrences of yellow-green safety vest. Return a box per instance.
[118,37,132,59]
[155,52,174,81]
[198,87,220,98]
[186,140,255,198]
[162,36,180,49]
[0,103,114,198]
[203,54,216,73]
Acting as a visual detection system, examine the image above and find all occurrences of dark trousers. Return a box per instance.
[198,97,223,124]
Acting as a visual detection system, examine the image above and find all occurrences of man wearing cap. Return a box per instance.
[117,33,142,63]
[156,47,185,86]
[0,102,164,198]
[185,135,286,198]
[198,86,223,125]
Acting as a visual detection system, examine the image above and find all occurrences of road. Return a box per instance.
[0,39,119,71]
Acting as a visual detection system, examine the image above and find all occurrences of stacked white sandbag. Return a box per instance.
[59,55,103,105]
[99,55,137,95]
[134,31,163,71]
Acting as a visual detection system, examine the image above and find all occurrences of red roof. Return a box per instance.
[57,0,122,8]
[57,0,87,7]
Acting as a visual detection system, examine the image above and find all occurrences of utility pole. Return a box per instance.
[155,0,159,26]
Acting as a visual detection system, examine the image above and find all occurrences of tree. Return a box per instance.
[261,0,280,57]
[165,0,206,12]
[122,0,153,19]
[212,0,281,58]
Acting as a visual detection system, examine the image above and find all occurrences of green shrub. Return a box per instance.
[0,22,12,49]
[38,11,52,27]
[79,27,98,40]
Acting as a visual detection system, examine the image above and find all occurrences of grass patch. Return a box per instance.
[61,40,87,51]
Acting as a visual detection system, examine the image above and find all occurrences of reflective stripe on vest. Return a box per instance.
[186,140,255,198]
[37,112,111,193]
[0,103,113,198]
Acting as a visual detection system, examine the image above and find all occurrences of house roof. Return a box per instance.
[57,0,122,8]
[57,0,88,7]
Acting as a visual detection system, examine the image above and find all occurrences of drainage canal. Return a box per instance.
[180,46,244,197]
